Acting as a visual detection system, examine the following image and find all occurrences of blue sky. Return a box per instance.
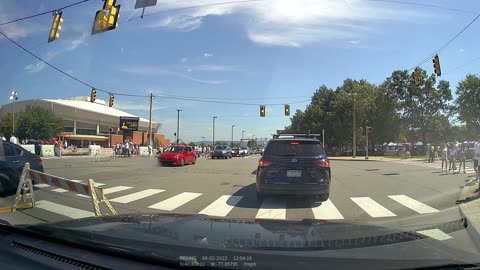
[1,0,480,143]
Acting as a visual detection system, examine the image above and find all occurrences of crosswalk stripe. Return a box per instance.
[51,188,69,193]
[103,186,133,195]
[351,197,396,217]
[69,179,106,186]
[148,192,202,211]
[36,200,94,219]
[311,199,344,220]
[34,183,50,188]
[256,198,286,220]
[199,195,243,217]
[416,229,452,241]
[388,195,439,214]
[110,189,165,203]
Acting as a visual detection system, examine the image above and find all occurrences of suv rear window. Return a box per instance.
[263,140,325,157]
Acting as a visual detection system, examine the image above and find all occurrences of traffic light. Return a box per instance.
[367,126,373,133]
[48,11,63,43]
[413,67,420,86]
[109,128,114,132]
[284,104,290,116]
[260,105,266,117]
[433,54,441,76]
[90,88,96,102]
[109,94,114,107]
[91,0,121,35]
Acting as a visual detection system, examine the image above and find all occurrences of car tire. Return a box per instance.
[192,157,196,164]
[180,158,185,166]
[256,191,264,200]
[316,193,329,202]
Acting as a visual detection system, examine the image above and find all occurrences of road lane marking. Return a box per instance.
[34,183,50,188]
[148,192,202,211]
[255,198,286,220]
[311,199,344,220]
[36,200,94,219]
[416,229,452,241]
[199,195,243,217]
[110,189,165,203]
[103,186,133,195]
[388,195,439,214]
[350,197,396,217]
[51,188,69,193]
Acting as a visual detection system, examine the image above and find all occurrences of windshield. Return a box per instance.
[163,146,183,153]
[1,1,480,269]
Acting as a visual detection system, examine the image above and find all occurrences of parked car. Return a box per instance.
[158,145,197,166]
[211,145,232,159]
[256,131,331,201]
[0,140,44,196]
[231,148,241,157]
[239,147,250,156]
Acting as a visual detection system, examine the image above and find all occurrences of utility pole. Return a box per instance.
[213,116,218,145]
[242,130,245,140]
[148,93,153,147]
[201,136,205,145]
[176,109,182,145]
[322,128,325,147]
[9,91,18,133]
[231,125,235,147]
[352,90,357,158]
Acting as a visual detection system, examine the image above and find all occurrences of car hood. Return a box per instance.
[160,152,181,158]
[17,213,480,269]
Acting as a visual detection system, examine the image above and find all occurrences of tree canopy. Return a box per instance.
[15,105,64,140]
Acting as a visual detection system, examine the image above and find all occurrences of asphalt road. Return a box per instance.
[0,155,476,227]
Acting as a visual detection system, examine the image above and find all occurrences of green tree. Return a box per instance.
[247,139,258,148]
[381,69,452,144]
[455,74,480,133]
[16,105,63,141]
[0,112,15,139]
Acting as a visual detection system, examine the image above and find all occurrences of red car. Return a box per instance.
[158,145,197,166]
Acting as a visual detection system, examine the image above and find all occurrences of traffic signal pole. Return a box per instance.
[149,93,153,148]
[365,126,369,160]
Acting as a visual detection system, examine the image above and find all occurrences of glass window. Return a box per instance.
[264,140,325,157]
[4,143,22,157]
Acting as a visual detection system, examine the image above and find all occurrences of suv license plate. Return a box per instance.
[287,170,302,177]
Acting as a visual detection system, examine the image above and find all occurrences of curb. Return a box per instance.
[457,178,480,250]
[329,158,384,162]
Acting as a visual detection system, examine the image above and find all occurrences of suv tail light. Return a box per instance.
[34,157,43,167]
[258,159,273,167]
[314,160,330,168]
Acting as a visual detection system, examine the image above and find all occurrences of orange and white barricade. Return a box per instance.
[12,163,117,217]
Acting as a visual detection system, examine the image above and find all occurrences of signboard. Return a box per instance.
[119,116,139,131]
[135,0,157,9]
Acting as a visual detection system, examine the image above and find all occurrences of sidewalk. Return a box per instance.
[457,176,480,249]
[329,156,424,162]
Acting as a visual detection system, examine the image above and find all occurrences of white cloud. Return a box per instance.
[203,53,213,58]
[190,64,239,72]
[131,0,428,47]
[181,57,188,63]
[119,65,227,85]
[458,48,465,53]
[187,68,192,72]
[65,31,89,51]
[24,51,59,73]
[349,40,360,45]
[115,102,164,111]
[120,48,125,54]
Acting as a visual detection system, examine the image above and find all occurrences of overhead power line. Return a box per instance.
[370,0,479,15]
[0,0,90,26]
[411,14,480,70]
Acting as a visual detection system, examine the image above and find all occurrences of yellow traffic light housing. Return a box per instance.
[109,94,114,107]
[284,104,290,116]
[90,88,96,103]
[433,54,441,76]
[414,67,420,86]
[48,11,63,43]
[91,1,121,35]
[260,105,266,117]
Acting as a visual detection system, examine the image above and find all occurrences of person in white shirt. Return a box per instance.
[474,135,480,181]
[9,134,18,144]
[1,136,5,141]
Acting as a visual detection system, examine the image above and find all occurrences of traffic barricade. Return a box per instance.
[12,163,117,217]
[40,145,55,157]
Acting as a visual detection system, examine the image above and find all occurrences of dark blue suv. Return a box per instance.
[256,131,331,201]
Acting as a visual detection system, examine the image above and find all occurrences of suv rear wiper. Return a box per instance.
[278,153,297,157]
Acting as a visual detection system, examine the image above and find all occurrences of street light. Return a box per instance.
[176,109,182,145]
[213,116,218,145]
[242,130,245,140]
[231,125,235,147]
[9,91,18,133]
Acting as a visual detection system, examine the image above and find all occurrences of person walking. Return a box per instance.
[9,134,18,144]
[474,135,480,181]
[441,143,448,172]
[457,143,466,174]
[427,144,433,163]
[448,142,457,174]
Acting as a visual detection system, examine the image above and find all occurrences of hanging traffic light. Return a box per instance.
[414,67,420,86]
[260,105,266,117]
[284,104,290,116]
[48,11,63,43]
[433,54,441,76]
[109,94,114,107]
[91,0,121,35]
[90,88,96,102]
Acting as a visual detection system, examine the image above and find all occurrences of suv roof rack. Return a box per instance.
[273,130,321,140]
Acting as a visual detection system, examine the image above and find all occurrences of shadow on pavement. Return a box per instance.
[227,183,322,209]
